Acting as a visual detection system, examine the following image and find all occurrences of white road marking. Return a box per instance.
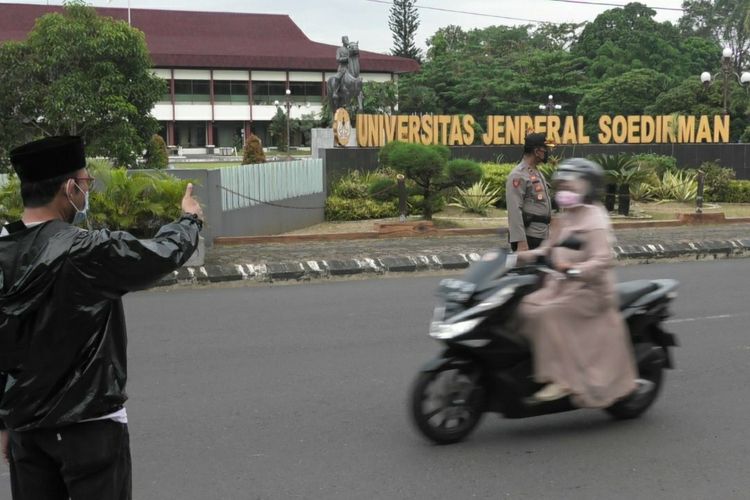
[666,313,750,324]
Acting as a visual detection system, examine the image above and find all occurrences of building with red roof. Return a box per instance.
[0,3,419,153]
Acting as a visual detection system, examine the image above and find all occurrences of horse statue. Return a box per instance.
[327,39,364,111]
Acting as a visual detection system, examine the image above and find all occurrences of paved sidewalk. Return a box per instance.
[146,222,750,287]
[205,223,750,267]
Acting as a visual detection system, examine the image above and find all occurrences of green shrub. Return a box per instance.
[446,159,482,187]
[407,193,445,215]
[725,180,750,203]
[242,133,266,164]
[480,163,514,208]
[368,177,398,201]
[0,173,22,223]
[331,170,369,199]
[449,181,502,215]
[325,196,398,221]
[694,162,735,202]
[631,153,677,177]
[648,170,697,202]
[481,163,516,208]
[144,134,168,169]
[629,182,654,202]
[90,166,190,237]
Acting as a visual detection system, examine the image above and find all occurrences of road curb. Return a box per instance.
[154,238,750,288]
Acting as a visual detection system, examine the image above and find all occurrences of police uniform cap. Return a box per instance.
[524,133,548,149]
[9,136,86,183]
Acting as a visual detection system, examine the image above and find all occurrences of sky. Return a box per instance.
[1,0,686,54]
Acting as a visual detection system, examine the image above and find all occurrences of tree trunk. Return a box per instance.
[605,184,617,212]
[618,183,631,216]
[422,186,433,220]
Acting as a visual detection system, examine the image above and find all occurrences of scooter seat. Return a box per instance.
[617,280,659,308]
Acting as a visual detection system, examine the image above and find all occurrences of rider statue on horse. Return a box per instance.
[327,36,364,111]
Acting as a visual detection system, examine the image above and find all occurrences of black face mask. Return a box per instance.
[539,149,549,164]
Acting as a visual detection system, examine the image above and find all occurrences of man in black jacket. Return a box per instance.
[0,136,203,499]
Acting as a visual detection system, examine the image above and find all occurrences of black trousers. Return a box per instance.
[8,420,131,500]
[510,236,545,252]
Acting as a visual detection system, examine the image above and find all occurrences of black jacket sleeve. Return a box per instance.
[68,215,201,294]
[0,372,6,430]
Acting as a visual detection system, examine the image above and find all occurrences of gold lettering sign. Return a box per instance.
[355,114,731,147]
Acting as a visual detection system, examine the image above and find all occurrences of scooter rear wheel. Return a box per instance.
[410,365,485,445]
[605,347,665,420]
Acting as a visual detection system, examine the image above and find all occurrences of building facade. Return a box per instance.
[1,3,420,153]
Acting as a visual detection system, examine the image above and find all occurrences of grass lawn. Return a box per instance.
[627,201,750,220]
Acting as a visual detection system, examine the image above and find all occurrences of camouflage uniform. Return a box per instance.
[506,160,552,249]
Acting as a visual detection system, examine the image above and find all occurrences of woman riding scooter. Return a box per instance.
[517,158,638,406]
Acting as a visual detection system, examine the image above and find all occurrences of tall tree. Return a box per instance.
[0,1,163,167]
[388,0,422,61]
[680,0,750,72]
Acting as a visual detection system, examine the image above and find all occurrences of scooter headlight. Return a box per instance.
[429,318,482,340]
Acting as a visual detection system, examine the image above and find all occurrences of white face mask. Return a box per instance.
[67,181,90,226]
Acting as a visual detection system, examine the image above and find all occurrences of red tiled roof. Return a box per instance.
[0,3,420,73]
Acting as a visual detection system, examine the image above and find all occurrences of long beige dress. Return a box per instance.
[519,203,637,408]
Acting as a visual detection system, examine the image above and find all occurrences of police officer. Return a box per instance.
[505,132,552,251]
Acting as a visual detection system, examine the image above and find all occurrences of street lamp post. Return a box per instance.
[538,94,562,116]
[274,88,293,159]
[701,47,750,115]
[284,88,291,159]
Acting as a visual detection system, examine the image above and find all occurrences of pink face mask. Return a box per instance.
[555,190,584,208]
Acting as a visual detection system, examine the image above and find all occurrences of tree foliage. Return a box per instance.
[0,2,164,167]
[378,142,481,219]
[362,81,398,114]
[397,2,750,143]
[680,0,750,72]
[388,0,421,61]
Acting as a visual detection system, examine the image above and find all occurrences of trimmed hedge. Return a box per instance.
[145,134,169,169]
[325,196,399,221]
[725,180,750,203]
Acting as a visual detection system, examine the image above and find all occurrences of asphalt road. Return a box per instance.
[2,259,750,499]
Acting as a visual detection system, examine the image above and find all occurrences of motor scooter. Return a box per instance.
[409,241,679,445]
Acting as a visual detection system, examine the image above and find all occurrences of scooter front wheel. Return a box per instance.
[410,364,485,445]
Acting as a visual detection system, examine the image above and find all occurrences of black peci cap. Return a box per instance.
[9,136,86,183]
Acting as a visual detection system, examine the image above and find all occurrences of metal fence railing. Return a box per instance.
[219,159,324,212]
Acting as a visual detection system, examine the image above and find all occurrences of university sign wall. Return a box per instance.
[354,114,731,147]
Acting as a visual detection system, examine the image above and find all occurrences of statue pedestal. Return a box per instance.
[311,128,357,159]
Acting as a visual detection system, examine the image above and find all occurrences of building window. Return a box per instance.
[252,81,288,105]
[174,80,210,103]
[289,82,323,103]
[158,79,171,103]
[214,80,248,104]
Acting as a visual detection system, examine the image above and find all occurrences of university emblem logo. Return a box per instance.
[334,108,352,147]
